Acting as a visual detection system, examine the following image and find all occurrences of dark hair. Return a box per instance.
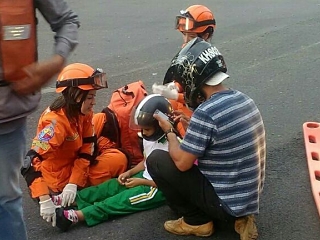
[50,87,89,121]
[198,26,214,39]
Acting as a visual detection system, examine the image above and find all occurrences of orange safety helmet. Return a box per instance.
[175,5,216,34]
[56,63,108,93]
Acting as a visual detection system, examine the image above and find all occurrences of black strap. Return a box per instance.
[0,80,10,87]
[79,153,97,166]
[26,149,43,161]
[117,148,132,171]
[121,85,135,98]
[78,153,94,161]
[100,107,121,146]
[24,170,42,187]
[21,149,43,186]
[195,19,216,28]
[56,77,93,88]
[83,135,99,164]
[83,135,96,143]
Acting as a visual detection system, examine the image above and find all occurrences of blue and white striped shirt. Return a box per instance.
[180,89,266,217]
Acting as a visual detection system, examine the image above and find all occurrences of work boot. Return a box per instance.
[164,217,214,237]
[234,214,258,240]
[55,207,73,232]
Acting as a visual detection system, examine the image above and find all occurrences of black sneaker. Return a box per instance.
[55,207,72,232]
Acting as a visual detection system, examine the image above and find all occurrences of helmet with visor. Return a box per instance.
[130,94,173,141]
[56,63,107,93]
[175,5,216,34]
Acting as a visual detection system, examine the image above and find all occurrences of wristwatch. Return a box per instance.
[165,128,176,138]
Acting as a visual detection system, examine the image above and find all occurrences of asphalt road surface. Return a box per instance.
[21,0,320,239]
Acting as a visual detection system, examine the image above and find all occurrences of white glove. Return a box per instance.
[152,83,178,100]
[39,198,56,227]
[61,183,77,207]
[166,82,179,91]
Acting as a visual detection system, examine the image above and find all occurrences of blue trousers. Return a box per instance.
[0,119,28,240]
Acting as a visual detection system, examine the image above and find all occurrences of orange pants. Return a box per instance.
[88,148,127,186]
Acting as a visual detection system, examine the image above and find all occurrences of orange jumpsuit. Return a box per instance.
[29,107,95,198]
[29,109,128,199]
[169,83,193,137]
[87,113,127,186]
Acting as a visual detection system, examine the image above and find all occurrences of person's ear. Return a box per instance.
[76,94,83,103]
[203,33,210,41]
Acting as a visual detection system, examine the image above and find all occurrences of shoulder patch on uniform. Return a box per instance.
[31,140,50,151]
[38,126,54,142]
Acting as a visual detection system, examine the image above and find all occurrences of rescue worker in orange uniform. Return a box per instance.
[21,63,127,227]
[152,5,216,136]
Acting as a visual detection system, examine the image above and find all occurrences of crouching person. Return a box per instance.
[147,38,266,240]
[53,94,178,231]
[21,63,126,227]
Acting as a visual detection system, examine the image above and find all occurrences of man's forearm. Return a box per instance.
[36,0,80,58]
[167,132,196,171]
[167,132,181,162]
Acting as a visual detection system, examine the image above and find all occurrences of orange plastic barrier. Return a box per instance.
[303,122,320,216]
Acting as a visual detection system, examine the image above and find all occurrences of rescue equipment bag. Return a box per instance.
[101,80,148,167]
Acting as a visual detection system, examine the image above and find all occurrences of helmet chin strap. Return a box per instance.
[142,124,165,142]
